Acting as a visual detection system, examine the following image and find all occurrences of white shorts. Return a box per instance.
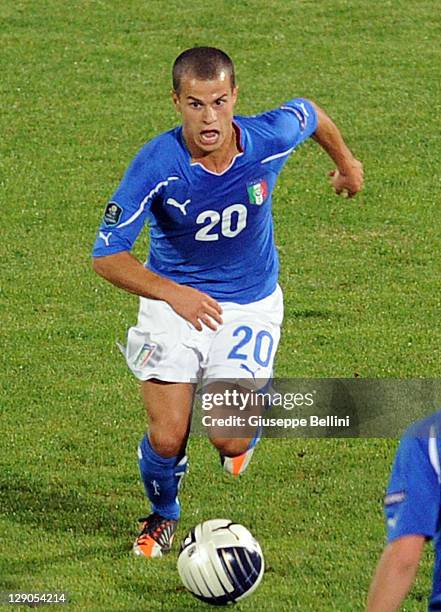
[122,285,284,385]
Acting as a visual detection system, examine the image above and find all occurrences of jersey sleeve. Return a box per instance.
[384,433,441,543]
[277,98,318,145]
[92,140,175,258]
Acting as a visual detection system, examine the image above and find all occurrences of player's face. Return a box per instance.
[172,71,238,157]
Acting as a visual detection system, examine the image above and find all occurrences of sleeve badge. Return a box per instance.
[103,201,123,226]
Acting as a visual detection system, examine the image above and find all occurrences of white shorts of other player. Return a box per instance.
[122,285,284,385]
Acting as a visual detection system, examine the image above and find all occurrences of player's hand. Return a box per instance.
[329,159,364,198]
[168,285,223,332]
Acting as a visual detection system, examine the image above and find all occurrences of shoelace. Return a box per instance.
[137,515,173,540]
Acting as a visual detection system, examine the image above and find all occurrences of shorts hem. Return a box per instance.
[130,368,198,383]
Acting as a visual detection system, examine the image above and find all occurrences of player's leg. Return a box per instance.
[120,296,201,557]
[203,286,283,476]
[205,380,266,476]
[135,380,195,558]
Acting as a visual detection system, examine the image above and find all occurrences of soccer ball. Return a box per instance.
[177,519,264,606]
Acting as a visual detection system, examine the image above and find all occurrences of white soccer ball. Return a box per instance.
[177,519,264,606]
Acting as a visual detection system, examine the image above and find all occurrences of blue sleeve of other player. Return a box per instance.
[92,138,179,258]
[384,434,441,543]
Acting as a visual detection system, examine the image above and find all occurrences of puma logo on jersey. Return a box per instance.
[99,231,112,246]
[166,197,191,216]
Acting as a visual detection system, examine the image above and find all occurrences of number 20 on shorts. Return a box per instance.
[228,325,274,367]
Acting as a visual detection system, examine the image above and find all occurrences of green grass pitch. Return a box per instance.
[1,0,440,609]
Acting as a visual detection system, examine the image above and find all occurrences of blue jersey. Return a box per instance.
[92,98,317,303]
[385,412,441,611]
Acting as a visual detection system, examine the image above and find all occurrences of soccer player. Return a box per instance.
[366,412,441,611]
[92,47,363,558]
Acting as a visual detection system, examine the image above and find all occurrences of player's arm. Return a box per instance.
[366,535,425,611]
[92,251,222,331]
[309,101,364,198]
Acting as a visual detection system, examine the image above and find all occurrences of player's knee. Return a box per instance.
[149,431,187,458]
[210,437,249,457]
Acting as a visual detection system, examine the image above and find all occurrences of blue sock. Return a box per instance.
[137,434,188,520]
